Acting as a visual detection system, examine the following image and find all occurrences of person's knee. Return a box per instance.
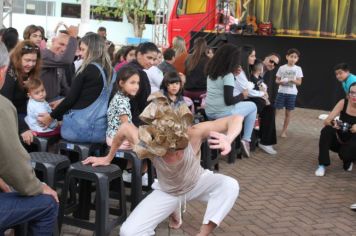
[220,176,239,199]
[320,125,333,136]
[120,221,137,236]
[40,194,58,217]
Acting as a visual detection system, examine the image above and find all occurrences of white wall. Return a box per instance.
[10,13,154,45]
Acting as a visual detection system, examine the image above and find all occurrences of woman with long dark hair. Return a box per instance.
[205,44,257,157]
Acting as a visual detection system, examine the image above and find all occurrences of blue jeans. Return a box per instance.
[206,101,257,141]
[0,192,58,236]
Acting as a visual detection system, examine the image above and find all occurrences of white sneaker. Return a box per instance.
[347,163,353,172]
[350,203,356,210]
[258,144,277,155]
[315,165,326,176]
[122,170,132,183]
[142,173,148,186]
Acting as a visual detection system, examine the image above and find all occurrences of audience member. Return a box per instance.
[184,37,209,106]
[160,71,185,107]
[205,44,257,158]
[315,82,356,177]
[275,48,303,138]
[334,63,356,94]
[249,59,278,155]
[145,50,164,94]
[24,79,60,137]
[1,27,19,52]
[0,40,41,145]
[114,46,136,72]
[158,48,177,75]
[172,36,188,73]
[83,93,242,236]
[40,25,78,102]
[0,41,58,235]
[262,53,281,104]
[23,25,43,47]
[120,42,159,126]
[97,26,107,39]
[38,33,115,143]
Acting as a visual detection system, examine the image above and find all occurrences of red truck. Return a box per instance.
[168,0,241,47]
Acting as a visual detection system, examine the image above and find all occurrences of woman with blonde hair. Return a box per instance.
[172,36,188,74]
[38,33,116,143]
[0,40,41,145]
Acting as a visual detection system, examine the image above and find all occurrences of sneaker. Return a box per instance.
[350,203,356,211]
[240,139,250,158]
[142,173,148,186]
[258,144,277,155]
[315,165,326,176]
[347,163,353,172]
[122,170,132,183]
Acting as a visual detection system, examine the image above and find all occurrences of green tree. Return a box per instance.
[93,0,156,38]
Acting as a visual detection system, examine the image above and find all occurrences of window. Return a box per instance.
[61,3,80,18]
[177,0,207,15]
[13,0,55,16]
[186,0,207,14]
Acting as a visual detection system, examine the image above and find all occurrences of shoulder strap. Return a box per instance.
[90,62,108,88]
[342,98,348,112]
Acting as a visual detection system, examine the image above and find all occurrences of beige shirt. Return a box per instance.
[0,95,42,195]
[152,143,205,196]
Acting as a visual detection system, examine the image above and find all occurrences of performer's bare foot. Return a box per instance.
[169,211,182,229]
[281,132,287,138]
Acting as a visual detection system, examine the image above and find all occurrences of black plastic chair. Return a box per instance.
[32,135,60,152]
[112,150,155,210]
[58,140,106,163]
[58,162,126,236]
[30,152,70,188]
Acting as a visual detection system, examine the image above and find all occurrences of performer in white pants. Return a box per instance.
[83,92,242,236]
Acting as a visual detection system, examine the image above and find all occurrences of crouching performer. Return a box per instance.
[83,92,243,236]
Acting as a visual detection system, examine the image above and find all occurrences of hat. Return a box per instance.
[133,92,193,159]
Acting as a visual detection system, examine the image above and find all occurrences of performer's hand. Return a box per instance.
[208,131,231,156]
[82,156,111,167]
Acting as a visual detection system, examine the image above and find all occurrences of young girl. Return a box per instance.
[106,66,147,184]
[160,71,185,107]
[106,66,140,147]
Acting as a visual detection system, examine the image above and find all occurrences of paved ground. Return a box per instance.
[62,108,356,235]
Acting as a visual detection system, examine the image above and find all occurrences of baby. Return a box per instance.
[25,79,59,137]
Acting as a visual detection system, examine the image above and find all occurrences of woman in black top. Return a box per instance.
[0,40,41,145]
[315,82,356,177]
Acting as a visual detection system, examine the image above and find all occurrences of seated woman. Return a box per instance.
[38,33,115,143]
[0,40,41,146]
[83,92,242,236]
[205,44,257,158]
[315,82,356,176]
[236,45,277,155]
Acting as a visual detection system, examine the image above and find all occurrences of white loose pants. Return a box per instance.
[120,170,239,236]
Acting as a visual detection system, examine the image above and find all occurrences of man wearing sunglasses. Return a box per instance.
[262,53,281,105]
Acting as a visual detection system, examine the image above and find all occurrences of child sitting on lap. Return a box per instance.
[25,79,60,137]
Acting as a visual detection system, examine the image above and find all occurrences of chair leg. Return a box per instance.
[96,177,109,236]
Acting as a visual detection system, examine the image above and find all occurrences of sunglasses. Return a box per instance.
[22,45,39,52]
[269,59,278,66]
